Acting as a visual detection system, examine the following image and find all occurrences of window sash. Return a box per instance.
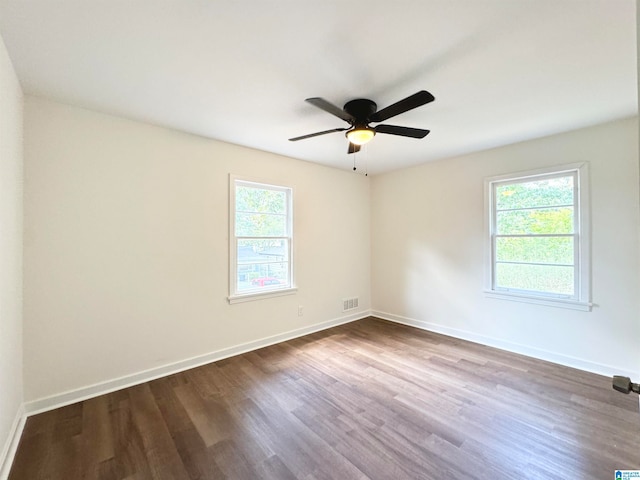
[230,177,293,300]
[490,170,580,300]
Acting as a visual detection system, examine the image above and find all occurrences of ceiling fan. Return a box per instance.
[289,90,435,154]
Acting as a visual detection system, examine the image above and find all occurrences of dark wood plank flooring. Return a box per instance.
[9,317,640,479]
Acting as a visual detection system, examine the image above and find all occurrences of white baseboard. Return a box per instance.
[22,308,633,417]
[24,311,370,416]
[372,310,637,379]
[0,404,26,480]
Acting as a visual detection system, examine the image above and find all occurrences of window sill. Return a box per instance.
[228,287,297,304]
[484,290,592,311]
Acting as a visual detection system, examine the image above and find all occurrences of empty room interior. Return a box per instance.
[1,1,640,479]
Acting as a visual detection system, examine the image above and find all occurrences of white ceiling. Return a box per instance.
[0,0,636,174]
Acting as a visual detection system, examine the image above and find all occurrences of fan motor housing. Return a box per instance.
[343,99,377,122]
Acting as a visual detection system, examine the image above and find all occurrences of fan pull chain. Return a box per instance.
[365,146,368,176]
[353,150,357,171]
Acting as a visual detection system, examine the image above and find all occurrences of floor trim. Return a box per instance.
[24,311,370,416]
[372,310,636,379]
[0,404,26,480]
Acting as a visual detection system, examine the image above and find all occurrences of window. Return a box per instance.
[229,176,295,303]
[485,163,591,310]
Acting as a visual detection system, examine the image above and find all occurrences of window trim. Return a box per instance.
[228,174,296,304]
[484,163,592,311]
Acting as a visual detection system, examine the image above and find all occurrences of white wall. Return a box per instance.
[23,97,371,404]
[20,95,640,407]
[636,0,640,382]
[0,34,23,476]
[371,117,640,377]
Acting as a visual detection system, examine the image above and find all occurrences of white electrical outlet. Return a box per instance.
[298,305,304,316]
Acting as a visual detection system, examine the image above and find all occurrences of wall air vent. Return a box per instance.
[343,297,359,312]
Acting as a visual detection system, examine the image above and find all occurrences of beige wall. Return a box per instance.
[371,117,640,376]
[20,97,640,404]
[636,0,640,382]
[23,97,371,403]
[0,34,23,474]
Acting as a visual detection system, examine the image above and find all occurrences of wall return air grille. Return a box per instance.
[343,297,359,312]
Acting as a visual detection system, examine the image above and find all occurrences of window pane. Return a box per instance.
[232,178,293,298]
[237,262,289,292]
[496,236,573,265]
[236,212,286,237]
[237,239,288,265]
[496,175,573,210]
[236,186,286,214]
[496,207,573,235]
[495,263,574,296]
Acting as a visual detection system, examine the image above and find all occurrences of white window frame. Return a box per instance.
[484,163,591,311]
[228,174,296,304]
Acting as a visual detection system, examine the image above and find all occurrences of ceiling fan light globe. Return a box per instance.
[347,128,375,145]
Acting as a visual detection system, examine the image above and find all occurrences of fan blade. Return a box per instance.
[306,98,354,123]
[289,127,348,141]
[370,90,435,123]
[347,142,361,154]
[375,124,430,138]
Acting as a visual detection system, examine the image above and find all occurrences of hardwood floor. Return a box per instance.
[9,317,639,479]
